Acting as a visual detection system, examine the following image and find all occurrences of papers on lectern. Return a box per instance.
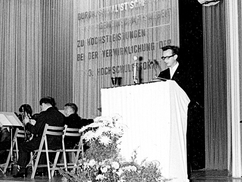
[150,77,168,82]
[0,112,23,127]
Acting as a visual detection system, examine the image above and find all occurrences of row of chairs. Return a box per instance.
[3,124,84,179]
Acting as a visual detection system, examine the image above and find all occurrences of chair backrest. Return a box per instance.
[42,124,65,147]
[16,128,25,138]
[45,125,65,136]
[63,125,82,137]
[31,124,65,179]
[62,125,82,149]
[61,125,84,170]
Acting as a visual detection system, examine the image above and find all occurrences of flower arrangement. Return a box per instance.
[60,115,168,182]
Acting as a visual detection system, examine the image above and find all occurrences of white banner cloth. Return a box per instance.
[101,80,190,182]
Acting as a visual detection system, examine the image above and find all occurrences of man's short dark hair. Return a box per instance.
[39,96,56,107]
[162,45,180,55]
[64,103,78,114]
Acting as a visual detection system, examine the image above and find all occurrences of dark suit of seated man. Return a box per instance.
[13,96,65,178]
[63,103,94,163]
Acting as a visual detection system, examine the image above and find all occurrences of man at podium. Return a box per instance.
[158,45,191,98]
[158,45,203,178]
[158,45,202,106]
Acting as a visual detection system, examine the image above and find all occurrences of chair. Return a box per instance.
[3,127,25,174]
[51,125,83,176]
[30,124,64,179]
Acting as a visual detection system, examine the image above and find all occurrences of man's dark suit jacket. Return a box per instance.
[64,113,93,148]
[64,113,93,129]
[157,64,193,101]
[158,63,203,176]
[25,107,65,150]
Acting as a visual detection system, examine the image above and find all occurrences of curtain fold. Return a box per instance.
[41,0,73,110]
[0,0,42,113]
[203,2,228,170]
[239,0,242,121]
[0,0,74,113]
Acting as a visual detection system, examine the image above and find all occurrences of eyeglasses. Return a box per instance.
[161,54,175,60]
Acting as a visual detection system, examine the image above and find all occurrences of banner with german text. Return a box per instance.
[73,0,179,118]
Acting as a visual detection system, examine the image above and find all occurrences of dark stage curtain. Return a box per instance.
[203,2,228,170]
[179,0,204,171]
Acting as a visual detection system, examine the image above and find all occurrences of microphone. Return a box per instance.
[133,56,138,84]
[150,59,161,80]
[153,59,161,72]
[133,56,138,62]
[138,56,143,84]
[153,59,158,65]
[150,59,157,65]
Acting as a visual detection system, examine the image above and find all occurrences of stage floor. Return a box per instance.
[0,176,242,182]
[0,170,242,182]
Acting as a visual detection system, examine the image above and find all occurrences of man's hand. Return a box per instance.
[29,119,36,125]
[22,116,30,125]
[23,116,36,126]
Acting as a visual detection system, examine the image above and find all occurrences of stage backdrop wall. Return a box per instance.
[73,0,179,118]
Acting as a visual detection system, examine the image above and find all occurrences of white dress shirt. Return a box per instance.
[169,62,179,79]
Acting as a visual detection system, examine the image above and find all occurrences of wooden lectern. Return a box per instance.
[101,80,190,182]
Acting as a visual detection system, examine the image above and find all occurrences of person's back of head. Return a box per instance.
[39,96,57,111]
[39,96,56,107]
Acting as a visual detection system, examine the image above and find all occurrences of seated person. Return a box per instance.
[18,104,33,120]
[63,103,94,163]
[13,96,65,178]
[16,104,35,142]
[63,103,94,149]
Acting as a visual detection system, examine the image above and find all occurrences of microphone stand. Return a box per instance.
[133,56,138,84]
[138,56,143,84]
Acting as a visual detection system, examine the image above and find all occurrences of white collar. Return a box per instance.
[169,62,179,78]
